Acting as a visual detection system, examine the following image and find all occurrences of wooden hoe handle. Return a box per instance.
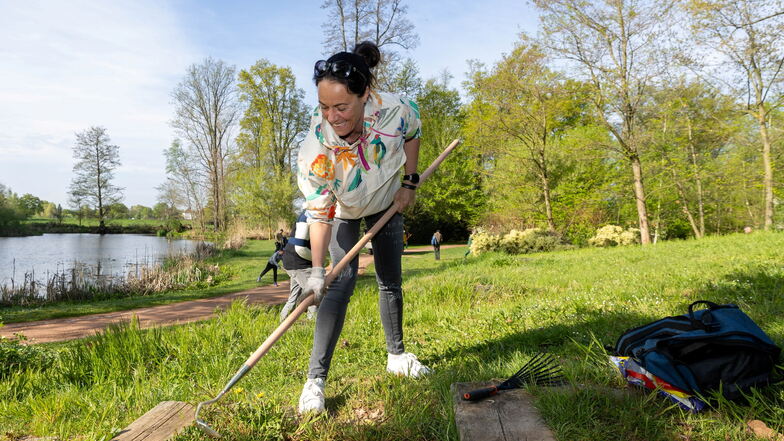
[243,138,462,369]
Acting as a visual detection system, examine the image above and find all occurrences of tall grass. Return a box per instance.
[2,232,784,440]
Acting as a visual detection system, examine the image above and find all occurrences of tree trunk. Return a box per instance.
[671,168,701,239]
[653,198,660,244]
[95,146,105,233]
[540,172,556,232]
[757,108,775,230]
[630,155,651,244]
[212,168,220,231]
[745,195,758,226]
[686,117,705,237]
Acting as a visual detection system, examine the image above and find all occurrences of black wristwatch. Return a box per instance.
[403,173,420,184]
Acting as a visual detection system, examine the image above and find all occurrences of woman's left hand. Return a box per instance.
[394,187,417,213]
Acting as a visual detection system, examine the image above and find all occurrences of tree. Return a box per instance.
[465,38,593,232]
[644,79,740,238]
[54,204,64,224]
[153,201,179,220]
[161,139,207,231]
[69,126,124,232]
[17,193,43,218]
[42,202,57,218]
[685,0,784,230]
[129,204,154,220]
[107,202,129,219]
[534,0,677,244]
[0,183,25,230]
[406,75,484,241]
[320,0,419,89]
[233,59,309,229]
[171,57,238,231]
[68,191,88,226]
[387,58,423,97]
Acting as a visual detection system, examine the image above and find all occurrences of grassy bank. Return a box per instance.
[0,216,195,236]
[0,240,283,324]
[2,233,784,440]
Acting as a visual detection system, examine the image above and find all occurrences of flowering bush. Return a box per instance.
[469,228,502,255]
[470,228,565,256]
[588,225,641,247]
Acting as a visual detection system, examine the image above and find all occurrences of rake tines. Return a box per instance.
[463,353,566,401]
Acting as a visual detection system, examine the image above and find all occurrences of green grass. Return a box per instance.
[0,240,286,324]
[2,232,784,440]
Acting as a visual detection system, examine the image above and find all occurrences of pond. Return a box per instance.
[0,233,205,289]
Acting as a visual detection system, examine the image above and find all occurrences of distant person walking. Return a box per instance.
[431,230,443,260]
[280,212,318,322]
[257,249,284,286]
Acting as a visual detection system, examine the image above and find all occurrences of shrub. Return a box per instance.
[469,228,502,255]
[500,228,564,254]
[0,334,56,379]
[470,227,566,256]
[588,225,641,247]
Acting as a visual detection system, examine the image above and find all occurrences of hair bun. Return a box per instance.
[353,41,381,69]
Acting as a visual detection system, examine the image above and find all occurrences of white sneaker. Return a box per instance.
[298,378,326,414]
[387,352,432,378]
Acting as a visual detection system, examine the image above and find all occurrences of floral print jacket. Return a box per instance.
[297,90,421,223]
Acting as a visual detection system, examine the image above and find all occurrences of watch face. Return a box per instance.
[408,173,420,183]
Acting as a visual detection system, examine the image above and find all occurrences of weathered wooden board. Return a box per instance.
[451,382,556,441]
[112,401,194,441]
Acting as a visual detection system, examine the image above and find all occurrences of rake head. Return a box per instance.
[462,352,566,401]
[499,352,566,390]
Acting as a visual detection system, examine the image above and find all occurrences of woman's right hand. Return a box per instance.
[304,267,326,305]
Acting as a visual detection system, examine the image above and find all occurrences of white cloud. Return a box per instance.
[0,0,197,206]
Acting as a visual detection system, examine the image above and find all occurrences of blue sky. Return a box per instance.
[0,0,539,207]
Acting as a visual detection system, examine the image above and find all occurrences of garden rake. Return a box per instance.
[195,139,462,438]
[462,352,566,401]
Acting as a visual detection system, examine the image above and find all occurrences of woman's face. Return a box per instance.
[317,79,368,139]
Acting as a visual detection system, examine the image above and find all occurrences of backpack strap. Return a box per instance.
[688,300,722,332]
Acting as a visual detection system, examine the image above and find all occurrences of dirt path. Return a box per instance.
[1,244,465,344]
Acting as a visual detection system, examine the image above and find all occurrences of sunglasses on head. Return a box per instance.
[314,60,366,81]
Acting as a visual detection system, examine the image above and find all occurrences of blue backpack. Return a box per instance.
[612,300,781,400]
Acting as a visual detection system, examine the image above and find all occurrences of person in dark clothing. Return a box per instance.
[431,230,442,260]
[275,229,286,251]
[257,249,284,286]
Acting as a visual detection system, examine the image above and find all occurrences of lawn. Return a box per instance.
[2,232,783,440]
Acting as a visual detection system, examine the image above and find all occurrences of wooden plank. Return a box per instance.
[112,401,194,441]
[451,382,556,441]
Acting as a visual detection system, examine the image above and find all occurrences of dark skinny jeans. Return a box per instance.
[308,209,405,380]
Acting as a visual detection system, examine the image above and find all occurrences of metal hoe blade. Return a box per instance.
[194,364,252,438]
[195,395,224,438]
